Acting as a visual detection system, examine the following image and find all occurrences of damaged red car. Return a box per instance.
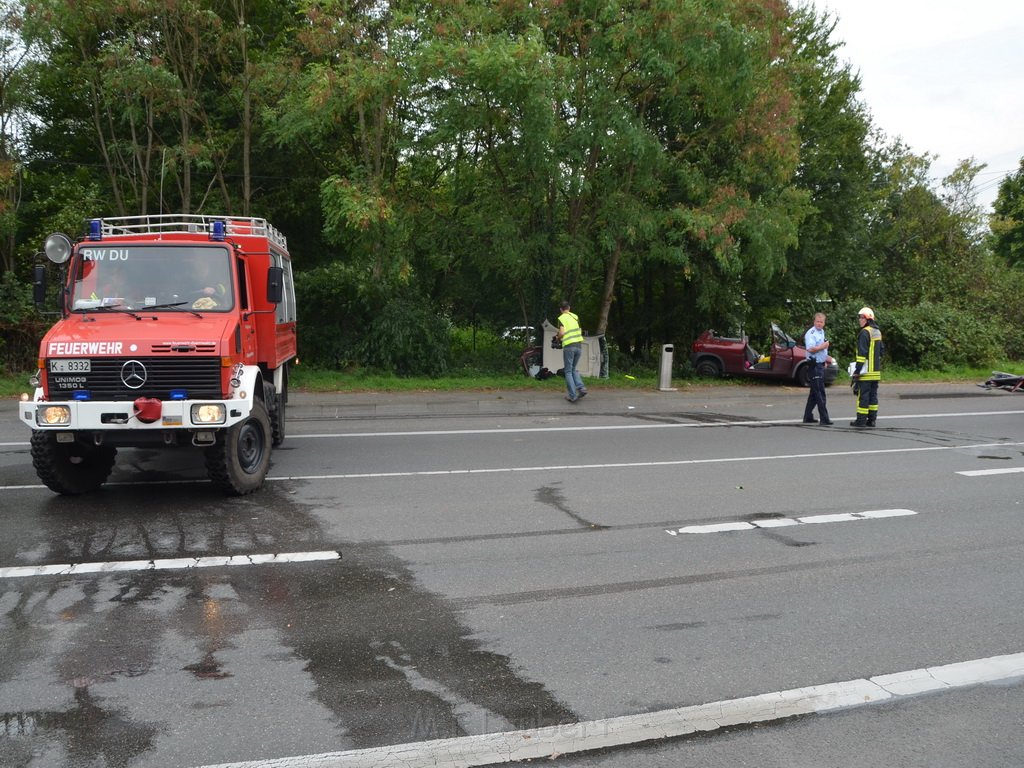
[690,323,839,387]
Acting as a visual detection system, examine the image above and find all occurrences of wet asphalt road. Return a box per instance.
[1,382,1023,767]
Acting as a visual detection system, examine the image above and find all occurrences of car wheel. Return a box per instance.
[695,359,722,378]
[795,364,810,388]
[30,432,116,495]
[205,400,272,495]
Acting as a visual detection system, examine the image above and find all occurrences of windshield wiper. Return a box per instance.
[81,304,144,320]
[144,301,203,318]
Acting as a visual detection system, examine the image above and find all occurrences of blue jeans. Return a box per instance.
[563,343,584,399]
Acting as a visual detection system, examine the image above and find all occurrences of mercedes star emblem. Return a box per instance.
[120,360,148,389]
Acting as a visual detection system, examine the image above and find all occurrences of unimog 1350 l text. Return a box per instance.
[20,215,296,495]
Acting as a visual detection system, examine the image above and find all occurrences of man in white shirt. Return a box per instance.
[802,312,834,425]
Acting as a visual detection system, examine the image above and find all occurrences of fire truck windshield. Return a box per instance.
[70,246,234,313]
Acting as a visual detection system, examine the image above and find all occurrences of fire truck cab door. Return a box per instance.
[239,259,258,362]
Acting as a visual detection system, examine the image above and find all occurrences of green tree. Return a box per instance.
[991,157,1024,267]
[23,0,302,217]
[411,0,813,353]
[745,5,874,329]
[265,0,416,275]
[848,148,1022,367]
[0,0,33,274]
[12,0,1016,376]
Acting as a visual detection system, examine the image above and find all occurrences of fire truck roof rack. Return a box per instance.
[93,214,288,252]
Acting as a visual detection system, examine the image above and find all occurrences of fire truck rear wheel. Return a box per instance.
[267,375,287,447]
[205,400,272,495]
[30,432,117,495]
[271,395,286,447]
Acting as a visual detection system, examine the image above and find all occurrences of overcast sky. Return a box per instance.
[813,0,1024,211]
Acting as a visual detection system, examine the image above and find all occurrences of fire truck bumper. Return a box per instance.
[20,395,255,433]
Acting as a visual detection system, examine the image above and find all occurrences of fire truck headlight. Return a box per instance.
[191,404,226,425]
[38,405,71,425]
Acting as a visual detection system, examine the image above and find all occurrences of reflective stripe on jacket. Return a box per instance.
[559,311,583,346]
[855,323,883,381]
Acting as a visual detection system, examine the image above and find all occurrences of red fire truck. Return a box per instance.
[20,215,296,495]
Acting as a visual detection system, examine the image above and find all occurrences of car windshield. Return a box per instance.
[772,323,796,346]
[70,245,234,313]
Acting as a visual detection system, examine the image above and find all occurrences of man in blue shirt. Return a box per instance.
[802,312,833,425]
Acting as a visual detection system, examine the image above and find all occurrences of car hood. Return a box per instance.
[40,312,238,358]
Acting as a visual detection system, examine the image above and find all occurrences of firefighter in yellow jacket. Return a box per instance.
[850,307,883,428]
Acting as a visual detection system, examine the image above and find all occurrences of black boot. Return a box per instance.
[866,415,876,428]
[849,417,867,428]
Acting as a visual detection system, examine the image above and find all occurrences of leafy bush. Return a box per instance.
[359,298,450,377]
[0,271,34,324]
[295,263,451,376]
[294,262,369,369]
[0,272,46,373]
[449,326,527,375]
[866,302,1002,369]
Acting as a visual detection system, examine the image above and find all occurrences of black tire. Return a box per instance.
[695,358,722,378]
[269,368,288,447]
[205,400,272,495]
[30,431,116,495]
[795,364,810,388]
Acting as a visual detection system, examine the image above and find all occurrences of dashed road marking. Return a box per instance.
[957,467,1024,477]
[665,508,917,535]
[0,550,340,580]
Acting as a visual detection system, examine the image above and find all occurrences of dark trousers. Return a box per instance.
[803,363,829,422]
[856,380,879,423]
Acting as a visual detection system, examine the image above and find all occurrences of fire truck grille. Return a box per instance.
[47,357,223,400]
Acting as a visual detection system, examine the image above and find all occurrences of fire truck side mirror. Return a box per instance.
[266,266,283,304]
[32,263,47,306]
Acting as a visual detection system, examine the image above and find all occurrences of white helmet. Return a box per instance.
[858,306,874,319]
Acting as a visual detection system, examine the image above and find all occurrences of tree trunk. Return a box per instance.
[596,241,621,335]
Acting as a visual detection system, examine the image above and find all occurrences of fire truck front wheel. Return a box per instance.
[205,400,272,495]
[30,432,117,495]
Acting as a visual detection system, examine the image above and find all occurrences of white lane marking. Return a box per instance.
[259,441,1024,482]
[4,441,1024,492]
[194,652,1024,768]
[0,550,340,580]
[4,440,1023,491]
[291,409,1024,439]
[0,478,204,491]
[957,467,1024,477]
[3,409,1023,451]
[666,509,916,535]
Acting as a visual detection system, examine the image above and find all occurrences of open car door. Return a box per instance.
[768,323,797,374]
